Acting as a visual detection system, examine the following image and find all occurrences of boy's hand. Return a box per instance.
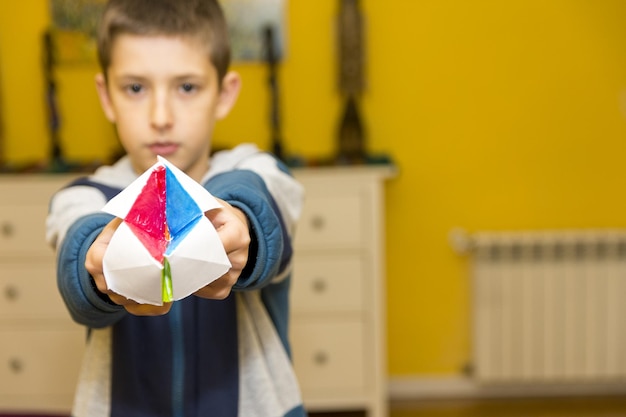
[194,198,250,300]
[85,217,172,316]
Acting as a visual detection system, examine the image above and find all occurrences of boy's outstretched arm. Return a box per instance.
[203,161,301,291]
[55,211,127,328]
[50,145,303,327]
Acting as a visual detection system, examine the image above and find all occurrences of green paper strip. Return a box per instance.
[162,257,173,303]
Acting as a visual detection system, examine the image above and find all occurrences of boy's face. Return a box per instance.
[96,34,240,182]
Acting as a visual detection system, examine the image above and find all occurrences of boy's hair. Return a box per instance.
[97,0,231,81]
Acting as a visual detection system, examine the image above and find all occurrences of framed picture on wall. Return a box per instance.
[221,0,286,62]
[49,0,104,64]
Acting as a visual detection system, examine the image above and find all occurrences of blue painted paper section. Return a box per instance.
[165,167,203,255]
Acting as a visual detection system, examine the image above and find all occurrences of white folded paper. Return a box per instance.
[102,156,231,305]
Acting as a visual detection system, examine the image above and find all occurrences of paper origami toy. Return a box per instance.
[102,156,231,305]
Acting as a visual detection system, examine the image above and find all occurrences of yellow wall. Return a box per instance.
[0,1,51,163]
[3,1,626,377]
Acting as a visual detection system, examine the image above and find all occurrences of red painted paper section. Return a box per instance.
[125,166,168,262]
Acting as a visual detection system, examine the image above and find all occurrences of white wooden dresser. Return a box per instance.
[291,166,394,417]
[0,174,84,414]
[0,166,394,416]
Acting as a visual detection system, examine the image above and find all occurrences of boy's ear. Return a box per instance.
[95,73,116,123]
[215,71,242,120]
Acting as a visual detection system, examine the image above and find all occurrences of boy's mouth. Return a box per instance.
[149,142,179,156]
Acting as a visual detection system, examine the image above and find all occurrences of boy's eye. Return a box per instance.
[180,83,196,93]
[126,83,143,94]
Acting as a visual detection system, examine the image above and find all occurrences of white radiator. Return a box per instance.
[454,229,626,384]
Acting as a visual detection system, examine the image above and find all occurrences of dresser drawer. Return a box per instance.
[0,263,71,321]
[291,254,363,314]
[0,328,84,398]
[291,320,364,393]
[294,194,363,249]
[0,204,53,256]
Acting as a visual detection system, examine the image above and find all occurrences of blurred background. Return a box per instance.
[2,0,626,415]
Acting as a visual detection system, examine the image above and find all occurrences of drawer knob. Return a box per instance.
[310,216,325,230]
[1,221,14,238]
[4,285,18,301]
[312,278,327,293]
[8,357,23,374]
[313,351,329,366]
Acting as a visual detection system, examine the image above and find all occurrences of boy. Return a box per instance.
[45,1,306,416]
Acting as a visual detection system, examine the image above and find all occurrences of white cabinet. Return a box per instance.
[291,166,394,417]
[0,175,84,414]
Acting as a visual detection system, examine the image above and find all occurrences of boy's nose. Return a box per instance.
[150,93,173,131]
